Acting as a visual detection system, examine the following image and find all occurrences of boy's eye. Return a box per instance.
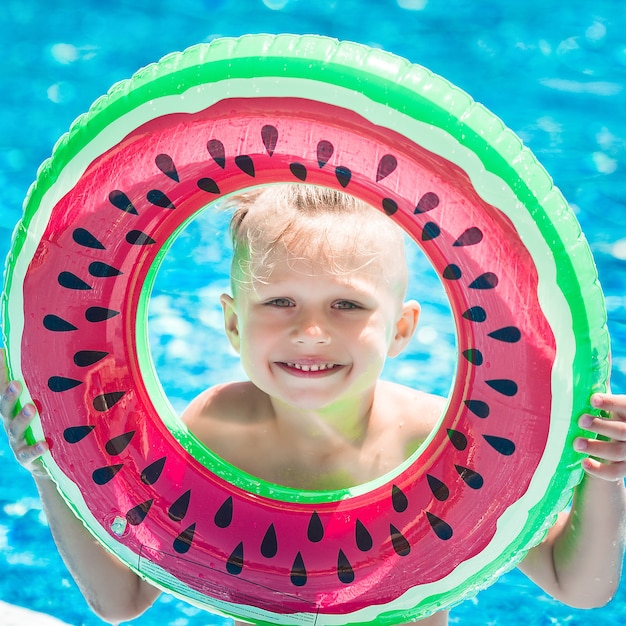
[266,298,294,307]
[333,300,360,310]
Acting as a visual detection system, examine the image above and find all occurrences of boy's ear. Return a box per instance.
[388,299,420,358]
[220,293,241,353]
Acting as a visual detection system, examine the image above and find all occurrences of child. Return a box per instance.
[183,184,444,489]
[2,184,626,626]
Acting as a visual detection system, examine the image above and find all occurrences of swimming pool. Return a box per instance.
[1,0,625,624]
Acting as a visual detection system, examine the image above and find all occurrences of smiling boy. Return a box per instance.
[183,184,443,489]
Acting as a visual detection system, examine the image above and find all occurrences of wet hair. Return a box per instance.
[223,184,409,295]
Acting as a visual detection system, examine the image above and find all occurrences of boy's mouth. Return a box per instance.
[276,361,344,376]
[285,362,339,372]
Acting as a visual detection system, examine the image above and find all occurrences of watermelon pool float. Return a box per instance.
[2,35,609,624]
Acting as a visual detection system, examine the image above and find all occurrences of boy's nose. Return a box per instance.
[292,317,331,345]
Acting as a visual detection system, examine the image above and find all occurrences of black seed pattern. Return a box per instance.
[214,496,233,528]
[207,139,226,168]
[155,154,179,182]
[462,348,483,365]
[453,227,483,247]
[126,499,153,525]
[126,230,156,246]
[464,399,490,418]
[289,163,307,181]
[307,512,324,542]
[483,434,516,456]
[337,549,355,583]
[85,307,120,322]
[392,484,408,513]
[376,154,397,182]
[291,552,307,586]
[141,457,166,485]
[63,425,95,443]
[390,524,410,556]
[168,490,191,522]
[355,519,373,551]
[262,125,278,156]
[488,326,521,343]
[316,140,333,167]
[469,272,498,289]
[58,272,91,290]
[105,431,136,455]
[427,475,450,501]
[426,512,453,540]
[335,166,351,188]
[73,350,108,367]
[73,228,105,249]
[382,198,398,215]
[227,541,244,575]
[173,523,196,554]
[147,190,175,209]
[455,465,484,489]
[109,190,138,214]
[92,464,123,485]
[89,262,123,278]
[93,391,126,412]
[261,523,278,558]
[43,314,77,332]
[462,306,487,322]
[443,264,462,280]
[446,429,468,450]
[422,222,440,241]
[414,192,439,213]
[197,178,221,194]
[48,376,82,392]
[486,379,518,396]
[235,155,255,177]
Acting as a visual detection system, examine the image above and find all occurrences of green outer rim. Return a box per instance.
[1,34,609,621]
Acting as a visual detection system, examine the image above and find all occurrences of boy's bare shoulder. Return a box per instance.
[181,381,275,462]
[182,381,267,428]
[376,380,445,432]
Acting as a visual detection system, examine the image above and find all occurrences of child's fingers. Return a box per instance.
[0,379,22,421]
[0,371,49,477]
[590,393,626,419]
[578,413,626,442]
[5,402,38,445]
[3,399,49,474]
[15,439,48,465]
[15,440,49,478]
[575,437,626,463]
[582,457,626,483]
[1,378,42,454]
[583,456,622,480]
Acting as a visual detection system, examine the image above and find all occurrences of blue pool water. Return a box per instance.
[1,0,625,624]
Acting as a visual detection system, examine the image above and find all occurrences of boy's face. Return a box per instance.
[220,249,419,413]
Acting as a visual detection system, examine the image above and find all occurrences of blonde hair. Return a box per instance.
[224,184,409,295]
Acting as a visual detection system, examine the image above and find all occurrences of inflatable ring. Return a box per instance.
[2,34,609,624]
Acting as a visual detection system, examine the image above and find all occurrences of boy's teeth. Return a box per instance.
[288,362,335,372]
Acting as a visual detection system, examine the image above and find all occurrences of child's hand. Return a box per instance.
[575,393,626,482]
[0,355,49,477]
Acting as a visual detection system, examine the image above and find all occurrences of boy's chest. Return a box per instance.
[238,427,410,490]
